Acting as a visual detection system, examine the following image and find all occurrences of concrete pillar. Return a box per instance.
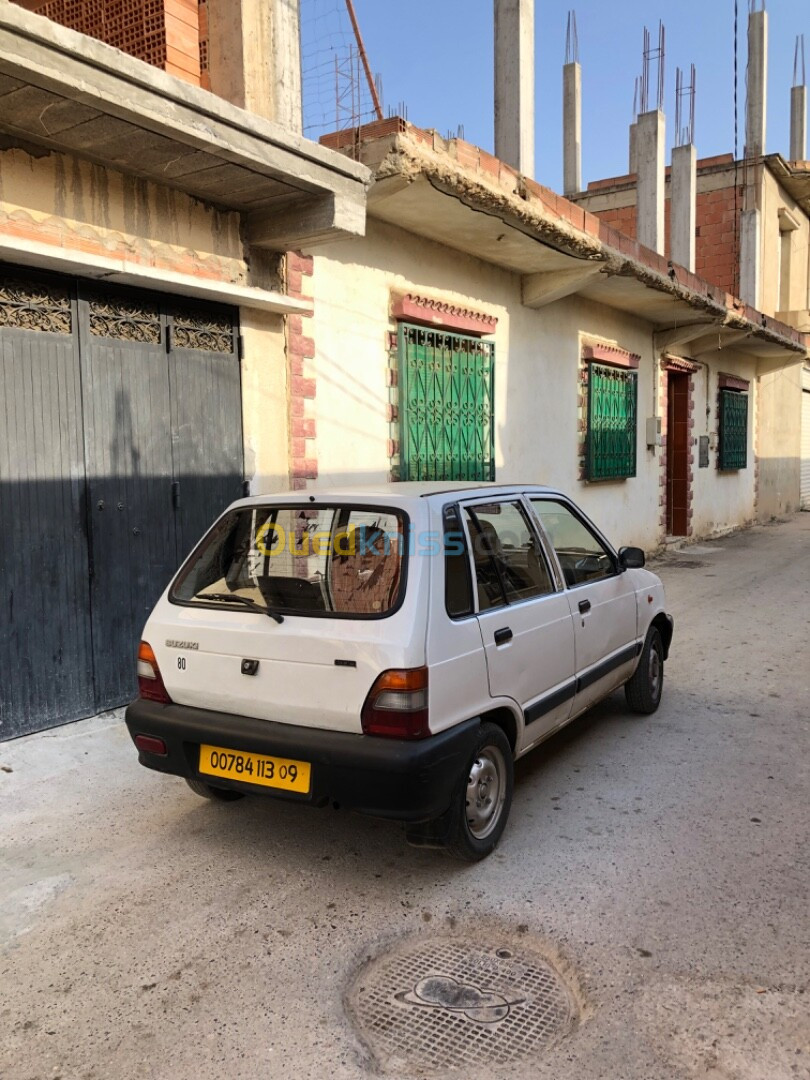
[739,208,761,307]
[494,0,535,176]
[563,61,582,195]
[636,109,665,254]
[791,85,807,161]
[745,8,768,157]
[206,0,302,131]
[629,121,638,174]
[671,143,696,272]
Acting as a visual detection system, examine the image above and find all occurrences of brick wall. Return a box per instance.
[286,252,318,490]
[592,184,741,297]
[22,0,201,85]
[694,187,739,297]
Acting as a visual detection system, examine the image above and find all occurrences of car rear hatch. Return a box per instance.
[144,501,425,734]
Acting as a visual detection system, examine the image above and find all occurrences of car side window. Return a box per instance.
[443,505,474,618]
[530,499,616,587]
[465,501,554,610]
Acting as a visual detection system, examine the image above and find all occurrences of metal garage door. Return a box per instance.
[0,269,244,738]
[0,276,94,731]
[802,367,810,511]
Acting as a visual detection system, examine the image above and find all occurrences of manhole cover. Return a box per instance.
[665,559,705,569]
[348,935,576,1074]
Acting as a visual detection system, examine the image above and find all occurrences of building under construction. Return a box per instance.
[0,0,808,737]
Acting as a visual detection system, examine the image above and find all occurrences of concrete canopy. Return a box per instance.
[0,4,370,250]
[765,155,810,216]
[362,128,808,376]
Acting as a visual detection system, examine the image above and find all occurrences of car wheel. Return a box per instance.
[442,723,514,862]
[625,626,664,714]
[185,778,245,802]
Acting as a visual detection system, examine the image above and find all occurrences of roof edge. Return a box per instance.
[365,126,807,357]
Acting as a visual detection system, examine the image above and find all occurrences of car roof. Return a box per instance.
[233,481,561,510]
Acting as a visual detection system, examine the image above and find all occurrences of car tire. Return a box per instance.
[442,723,514,862]
[185,778,245,802]
[625,626,664,714]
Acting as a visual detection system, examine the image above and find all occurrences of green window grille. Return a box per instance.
[718,389,748,470]
[586,363,638,480]
[398,322,495,482]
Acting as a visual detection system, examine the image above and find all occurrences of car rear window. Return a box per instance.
[171,505,406,618]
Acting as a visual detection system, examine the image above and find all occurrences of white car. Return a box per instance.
[126,483,673,861]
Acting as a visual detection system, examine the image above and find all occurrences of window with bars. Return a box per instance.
[718,388,748,470]
[585,363,638,481]
[398,322,495,482]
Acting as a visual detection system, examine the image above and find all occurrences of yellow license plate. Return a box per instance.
[199,745,311,794]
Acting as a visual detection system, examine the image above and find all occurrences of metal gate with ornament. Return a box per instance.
[0,267,243,738]
[398,322,495,482]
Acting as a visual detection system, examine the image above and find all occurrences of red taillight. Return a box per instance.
[361,667,429,739]
[137,641,172,704]
[134,734,168,756]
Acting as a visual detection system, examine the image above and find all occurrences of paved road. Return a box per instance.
[1,516,808,1080]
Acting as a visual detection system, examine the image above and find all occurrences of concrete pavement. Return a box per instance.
[1,515,808,1079]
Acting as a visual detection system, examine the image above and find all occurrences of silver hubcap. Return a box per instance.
[465,747,507,839]
[649,645,662,699]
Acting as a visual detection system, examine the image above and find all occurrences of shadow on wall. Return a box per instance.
[0,471,243,740]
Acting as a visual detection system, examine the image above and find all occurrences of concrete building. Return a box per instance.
[573,153,810,521]
[309,119,805,547]
[573,7,810,523]
[1,1,808,740]
[0,1,369,738]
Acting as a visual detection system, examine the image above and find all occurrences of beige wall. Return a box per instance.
[240,307,289,494]
[756,365,804,518]
[0,145,245,282]
[305,219,765,550]
[760,166,810,318]
[687,354,759,535]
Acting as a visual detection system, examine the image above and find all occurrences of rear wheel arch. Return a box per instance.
[476,705,519,754]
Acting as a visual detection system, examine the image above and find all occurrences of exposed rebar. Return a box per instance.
[794,34,806,88]
[565,10,579,65]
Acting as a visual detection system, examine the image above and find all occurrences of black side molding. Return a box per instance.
[524,679,577,727]
[576,642,641,694]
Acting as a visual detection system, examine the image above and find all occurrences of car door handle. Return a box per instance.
[494,627,513,646]
[578,599,591,614]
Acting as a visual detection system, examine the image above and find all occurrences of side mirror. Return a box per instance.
[618,546,646,570]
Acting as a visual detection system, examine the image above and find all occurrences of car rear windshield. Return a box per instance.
[171,505,407,618]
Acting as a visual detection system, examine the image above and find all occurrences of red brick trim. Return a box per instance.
[718,372,750,392]
[391,293,497,336]
[582,344,640,369]
[286,251,316,490]
[663,355,700,374]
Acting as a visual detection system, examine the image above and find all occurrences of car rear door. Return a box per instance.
[529,498,639,714]
[463,497,577,744]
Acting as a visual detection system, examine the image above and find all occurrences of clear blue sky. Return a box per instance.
[346,0,808,191]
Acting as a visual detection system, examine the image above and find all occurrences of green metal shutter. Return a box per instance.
[586,363,638,480]
[398,322,495,482]
[719,389,748,470]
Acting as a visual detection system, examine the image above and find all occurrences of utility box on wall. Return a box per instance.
[646,416,662,448]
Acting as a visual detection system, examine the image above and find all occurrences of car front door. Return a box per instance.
[463,498,577,745]
[529,498,639,714]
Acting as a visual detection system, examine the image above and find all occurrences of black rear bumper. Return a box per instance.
[125,699,479,822]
